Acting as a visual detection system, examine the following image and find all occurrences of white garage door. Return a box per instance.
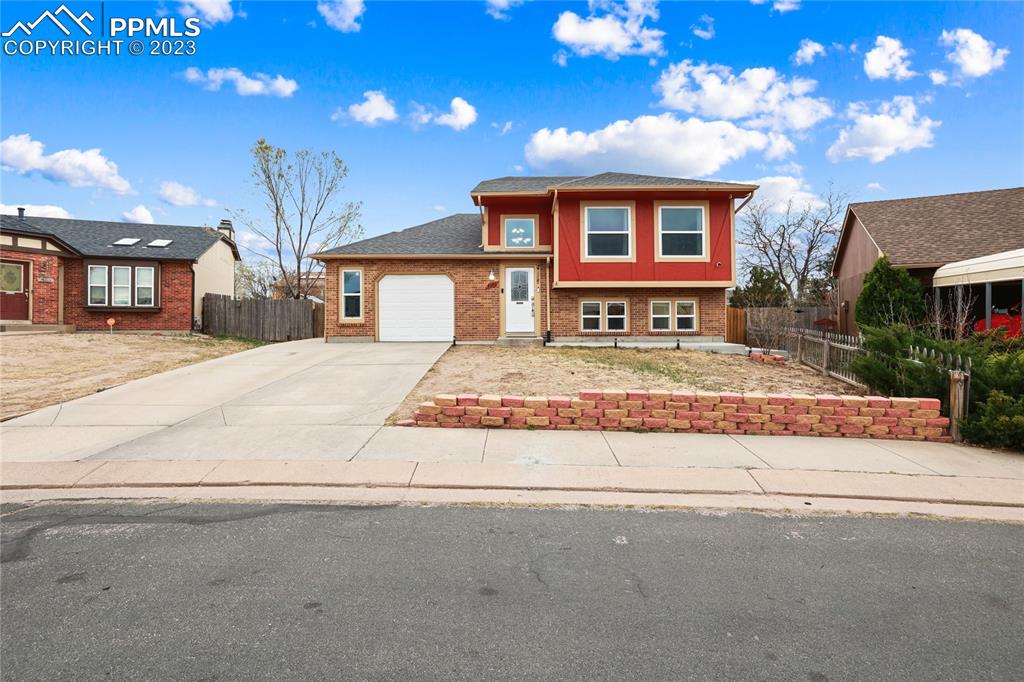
[378,275,455,342]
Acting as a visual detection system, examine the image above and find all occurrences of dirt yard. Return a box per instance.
[0,333,263,420]
[392,345,852,421]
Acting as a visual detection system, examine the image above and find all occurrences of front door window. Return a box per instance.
[0,263,23,293]
[510,270,529,302]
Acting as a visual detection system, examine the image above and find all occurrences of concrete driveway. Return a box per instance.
[1,340,448,461]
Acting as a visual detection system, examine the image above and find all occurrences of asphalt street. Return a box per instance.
[1,501,1021,681]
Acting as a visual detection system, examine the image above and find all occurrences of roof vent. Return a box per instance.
[147,239,172,248]
[113,238,141,246]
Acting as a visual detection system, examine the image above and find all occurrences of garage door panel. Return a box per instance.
[378,275,454,342]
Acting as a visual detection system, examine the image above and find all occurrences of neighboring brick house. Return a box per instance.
[832,187,1024,334]
[314,172,756,343]
[0,211,239,332]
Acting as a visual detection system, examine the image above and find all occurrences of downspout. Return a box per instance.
[546,255,553,343]
[190,261,197,332]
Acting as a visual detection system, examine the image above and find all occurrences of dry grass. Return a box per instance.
[392,345,851,421]
[0,333,263,419]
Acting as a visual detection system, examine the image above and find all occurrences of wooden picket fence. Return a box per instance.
[202,294,325,342]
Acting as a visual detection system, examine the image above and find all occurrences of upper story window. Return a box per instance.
[656,202,708,260]
[503,216,536,249]
[341,269,363,321]
[583,204,633,259]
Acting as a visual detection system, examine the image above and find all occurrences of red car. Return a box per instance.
[974,302,1022,337]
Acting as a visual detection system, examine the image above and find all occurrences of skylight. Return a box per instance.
[113,238,140,246]
[147,239,173,248]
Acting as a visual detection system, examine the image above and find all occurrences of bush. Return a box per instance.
[856,257,926,328]
[960,391,1024,451]
[850,326,948,404]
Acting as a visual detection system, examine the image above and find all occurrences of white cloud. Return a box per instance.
[492,121,514,135]
[179,0,233,25]
[865,182,885,191]
[525,113,792,178]
[940,28,1010,80]
[929,70,949,85]
[486,0,524,20]
[691,14,714,41]
[827,96,939,163]
[433,97,478,131]
[159,180,216,207]
[552,0,665,62]
[0,133,133,195]
[408,102,433,127]
[183,66,298,97]
[122,205,155,224]
[343,90,398,125]
[432,204,447,213]
[793,39,825,65]
[863,36,917,80]
[0,203,72,219]
[773,161,803,175]
[317,0,365,32]
[751,0,801,13]
[744,175,822,213]
[655,60,832,131]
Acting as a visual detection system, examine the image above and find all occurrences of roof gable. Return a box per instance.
[848,187,1024,266]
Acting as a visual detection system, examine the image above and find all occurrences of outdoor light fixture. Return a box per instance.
[488,270,496,281]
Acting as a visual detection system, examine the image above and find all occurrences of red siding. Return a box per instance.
[555,191,735,285]
[483,197,553,249]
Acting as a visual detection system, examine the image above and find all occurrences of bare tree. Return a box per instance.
[738,184,848,306]
[745,289,797,355]
[234,139,363,299]
[235,260,278,299]
[928,285,978,340]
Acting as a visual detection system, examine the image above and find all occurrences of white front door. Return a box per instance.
[504,267,535,334]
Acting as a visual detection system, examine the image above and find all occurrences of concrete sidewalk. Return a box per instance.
[3,457,1022,522]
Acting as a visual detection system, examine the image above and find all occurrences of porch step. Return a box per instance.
[0,323,76,335]
[495,336,545,347]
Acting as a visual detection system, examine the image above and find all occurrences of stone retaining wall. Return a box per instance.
[399,390,951,442]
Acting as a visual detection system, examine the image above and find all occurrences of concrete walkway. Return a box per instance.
[0,340,448,461]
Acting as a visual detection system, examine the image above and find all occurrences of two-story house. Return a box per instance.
[315,172,757,343]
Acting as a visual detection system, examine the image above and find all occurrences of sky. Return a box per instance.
[1,0,1022,260]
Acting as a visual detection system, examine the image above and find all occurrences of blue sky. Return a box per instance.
[1,0,1021,257]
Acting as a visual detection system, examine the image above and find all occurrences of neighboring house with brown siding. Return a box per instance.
[314,172,755,343]
[831,187,1024,333]
[0,211,239,332]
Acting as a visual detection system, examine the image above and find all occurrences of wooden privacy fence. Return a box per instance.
[726,307,746,345]
[202,294,325,342]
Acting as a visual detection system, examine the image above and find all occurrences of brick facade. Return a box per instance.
[63,260,194,331]
[550,287,726,337]
[324,258,550,341]
[403,391,952,442]
[0,249,62,324]
[323,258,728,341]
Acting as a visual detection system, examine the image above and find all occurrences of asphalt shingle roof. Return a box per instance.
[319,214,485,255]
[471,172,756,193]
[850,187,1024,266]
[0,214,236,261]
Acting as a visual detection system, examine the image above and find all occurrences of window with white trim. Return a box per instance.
[135,267,155,306]
[111,266,131,306]
[650,301,671,331]
[581,301,602,331]
[341,270,362,320]
[503,217,536,248]
[585,206,631,257]
[605,301,627,331]
[659,205,705,257]
[675,301,697,331]
[88,265,108,306]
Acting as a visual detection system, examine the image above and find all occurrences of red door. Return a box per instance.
[0,260,30,320]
